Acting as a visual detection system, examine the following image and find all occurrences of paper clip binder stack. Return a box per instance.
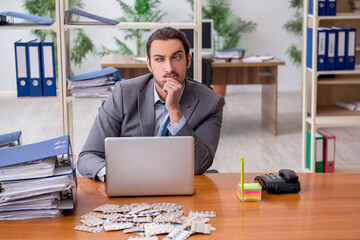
[0,136,77,220]
[67,67,121,98]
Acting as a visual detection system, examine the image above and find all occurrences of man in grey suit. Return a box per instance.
[78,27,225,182]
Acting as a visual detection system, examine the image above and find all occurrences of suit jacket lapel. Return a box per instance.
[138,77,155,136]
[180,78,199,122]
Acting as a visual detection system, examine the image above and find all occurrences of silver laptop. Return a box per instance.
[105,136,194,196]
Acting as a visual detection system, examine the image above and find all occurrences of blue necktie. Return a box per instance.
[161,116,170,136]
[157,101,170,136]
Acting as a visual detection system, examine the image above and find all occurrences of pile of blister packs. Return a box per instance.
[74,202,216,239]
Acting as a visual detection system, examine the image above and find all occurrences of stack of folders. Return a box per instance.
[14,39,56,97]
[306,26,356,71]
[67,67,121,98]
[308,0,337,16]
[0,136,77,220]
[214,49,246,59]
[0,131,22,149]
[306,130,336,173]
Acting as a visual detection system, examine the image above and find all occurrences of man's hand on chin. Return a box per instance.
[160,77,183,125]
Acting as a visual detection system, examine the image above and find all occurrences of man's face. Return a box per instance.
[147,39,191,89]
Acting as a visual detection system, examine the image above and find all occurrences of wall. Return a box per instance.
[0,0,301,93]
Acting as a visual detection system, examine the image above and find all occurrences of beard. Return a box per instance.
[154,72,180,89]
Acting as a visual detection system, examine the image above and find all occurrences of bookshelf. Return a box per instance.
[0,0,65,133]
[302,1,360,172]
[58,0,203,149]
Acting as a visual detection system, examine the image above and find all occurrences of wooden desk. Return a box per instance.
[1,173,360,239]
[211,58,285,135]
[101,55,285,135]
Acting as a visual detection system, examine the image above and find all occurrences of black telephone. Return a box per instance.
[254,169,300,194]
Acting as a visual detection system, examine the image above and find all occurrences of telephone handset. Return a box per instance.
[254,169,300,194]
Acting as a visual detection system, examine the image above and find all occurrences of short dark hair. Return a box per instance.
[146,27,190,64]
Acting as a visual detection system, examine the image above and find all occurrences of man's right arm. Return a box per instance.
[77,83,124,180]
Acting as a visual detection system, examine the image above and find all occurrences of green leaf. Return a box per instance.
[109,0,165,56]
[190,0,257,50]
[286,44,302,66]
[23,0,95,67]
[71,29,96,66]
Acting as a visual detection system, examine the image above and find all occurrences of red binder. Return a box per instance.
[317,130,336,173]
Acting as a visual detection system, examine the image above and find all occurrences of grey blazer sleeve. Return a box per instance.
[77,82,124,179]
[175,94,225,174]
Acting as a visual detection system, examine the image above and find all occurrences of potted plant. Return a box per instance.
[283,0,302,66]
[187,0,257,96]
[99,0,166,56]
[24,0,96,67]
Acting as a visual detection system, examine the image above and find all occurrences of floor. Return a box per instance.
[1,91,359,174]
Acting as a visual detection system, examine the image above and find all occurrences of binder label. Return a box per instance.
[348,32,355,56]
[16,46,27,78]
[29,46,40,78]
[315,138,323,163]
[338,31,345,57]
[328,139,335,161]
[328,33,335,58]
[318,32,326,55]
[43,46,54,78]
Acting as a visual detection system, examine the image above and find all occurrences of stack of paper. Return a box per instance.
[67,67,121,98]
[236,182,262,201]
[0,136,77,220]
[335,101,360,112]
[214,49,246,59]
[242,55,274,63]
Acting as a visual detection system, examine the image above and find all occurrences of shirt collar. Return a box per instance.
[153,78,186,104]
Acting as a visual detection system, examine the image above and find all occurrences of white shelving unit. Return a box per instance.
[0,0,65,134]
[58,0,203,148]
[302,1,360,172]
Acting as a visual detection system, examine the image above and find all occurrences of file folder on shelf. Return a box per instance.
[306,131,324,172]
[317,130,335,173]
[345,27,356,70]
[0,131,22,149]
[306,27,313,69]
[65,8,119,25]
[332,27,346,70]
[40,41,56,96]
[28,40,43,96]
[318,27,328,71]
[319,0,327,15]
[327,0,337,16]
[324,27,336,71]
[308,0,326,16]
[14,40,30,97]
[0,11,53,26]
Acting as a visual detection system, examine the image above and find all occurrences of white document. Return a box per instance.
[0,174,73,203]
[0,209,62,220]
[0,192,60,212]
[0,157,56,181]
